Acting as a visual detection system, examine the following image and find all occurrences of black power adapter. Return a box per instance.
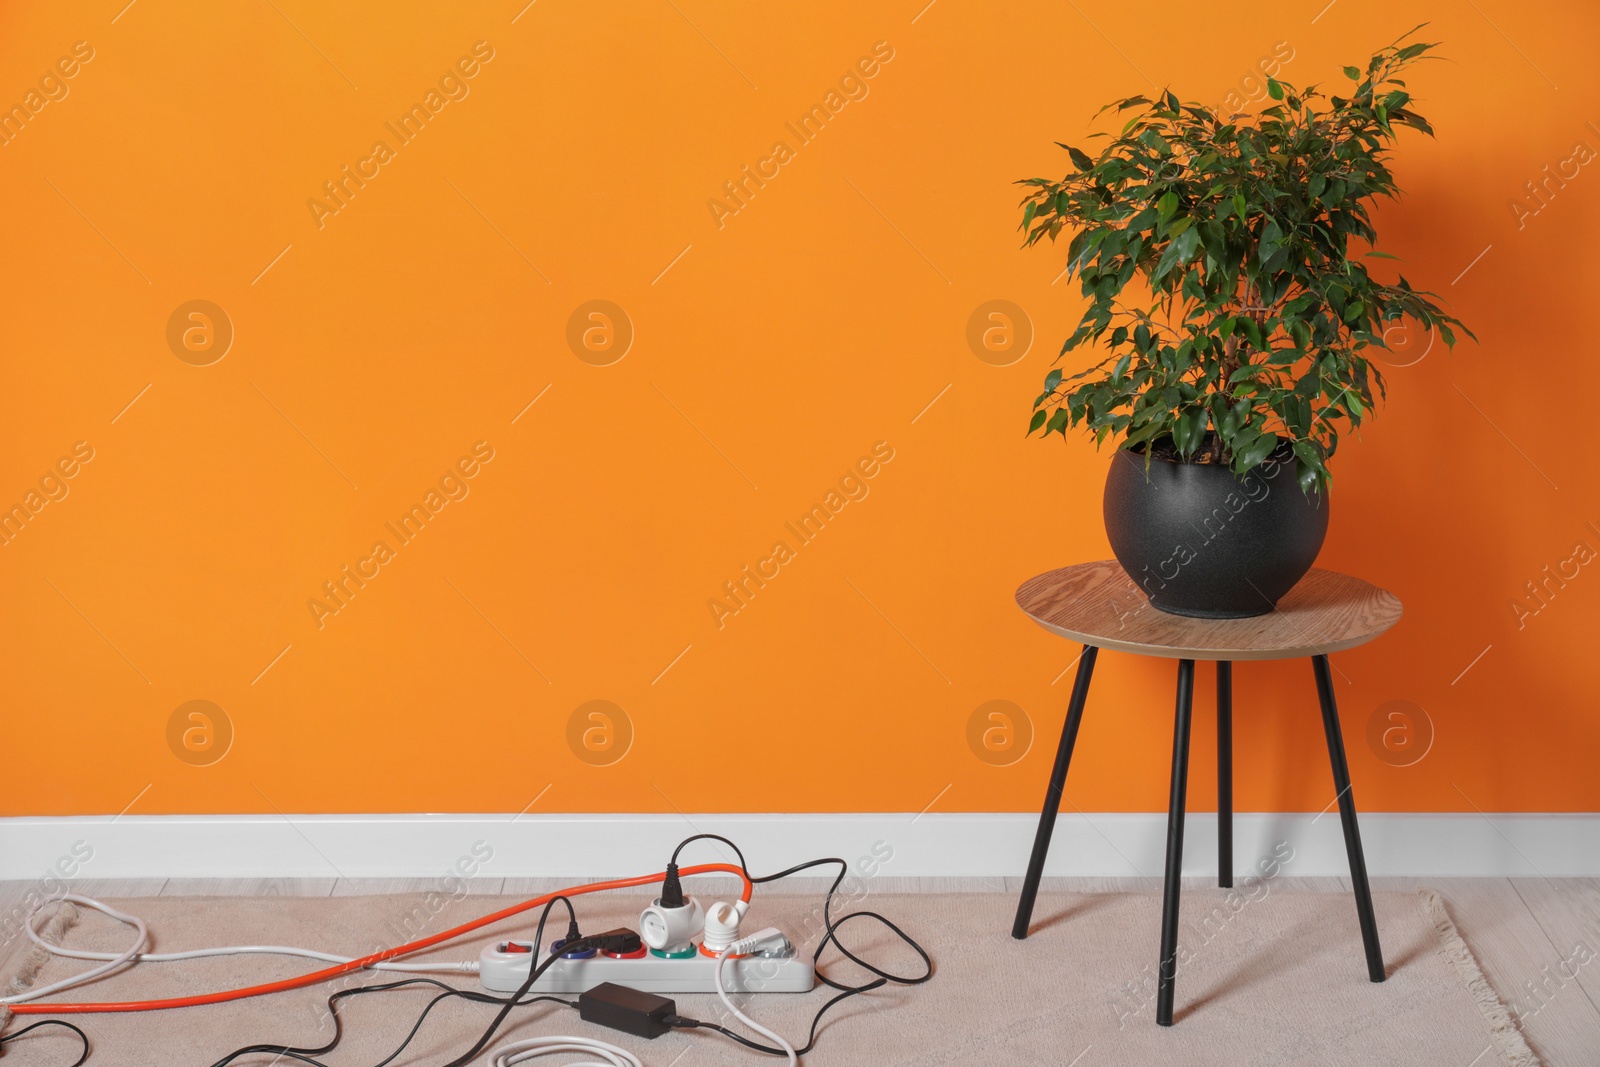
[577,982,678,1039]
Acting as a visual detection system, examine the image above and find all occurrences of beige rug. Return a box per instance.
[0,887,1538,1066]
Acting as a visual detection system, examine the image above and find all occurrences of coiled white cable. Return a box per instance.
[487,1035,644,1066]
[2,895,150,1005]
[715,929,798,1067]
[13,893,475,1005]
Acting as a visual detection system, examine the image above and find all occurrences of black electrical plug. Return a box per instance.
[589,928,643,954]
[659,861,684,908]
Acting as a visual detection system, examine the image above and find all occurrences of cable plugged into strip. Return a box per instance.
[715,928,797,1066]
[664,834,933,1063]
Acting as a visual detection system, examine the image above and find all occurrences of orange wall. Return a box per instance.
[1,0,1595,817]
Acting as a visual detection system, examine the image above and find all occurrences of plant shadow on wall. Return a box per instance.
[1016,26,1472,618]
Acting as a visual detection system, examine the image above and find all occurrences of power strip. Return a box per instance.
[479,941,816,994]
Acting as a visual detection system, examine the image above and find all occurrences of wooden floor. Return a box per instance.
[1,876,1596,1065]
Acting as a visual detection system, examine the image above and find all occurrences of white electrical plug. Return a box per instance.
[731,926,790,958]
[639,896,704,952]
[700,899,749,955]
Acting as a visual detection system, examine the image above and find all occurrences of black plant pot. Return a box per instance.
[1103,440,1328,618]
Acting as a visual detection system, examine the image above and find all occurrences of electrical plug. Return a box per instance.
[639,895,704,952]
[589,928,643,955]
[700,899,750,956]
[659,862,684,908]
[727,926,789,958]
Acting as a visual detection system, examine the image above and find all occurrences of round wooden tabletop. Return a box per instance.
[1016,561,1402,661]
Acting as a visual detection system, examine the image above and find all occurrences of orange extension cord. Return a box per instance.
[12,863,752,1015]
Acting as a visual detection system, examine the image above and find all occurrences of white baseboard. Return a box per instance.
[1,812,1595,883]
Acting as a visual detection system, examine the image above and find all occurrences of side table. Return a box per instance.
[1010,561,1403,1025]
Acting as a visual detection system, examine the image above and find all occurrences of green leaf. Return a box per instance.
[1028,409,1049,435]
[1239,317,1265,351]
[1124,420,1162,449]
[1291,440,1323,493]
[1139,128,1173,156]
[1343,65,1361,79]
[1234,432,1278,470]
[1266,78,1284,101]
[1065,228,1090,271]
[1153,239,1182,281]
[1125,206,1158,234]
[1173,406,1208,455]
[1157,191,1179,219]
[1172,225,1200,264]
[1065,145,1094,171]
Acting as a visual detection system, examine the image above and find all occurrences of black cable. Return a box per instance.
[664,836,933,1057]
[678,979,887,1056]
[203,977,576,1067]
[377,986,575,1067]
[204,896,583,1067]
[0,1018,91,1067]
[439,896,583,1067]
[669,832,750,872]
[664,833,752,908]
[204,977,573,1067]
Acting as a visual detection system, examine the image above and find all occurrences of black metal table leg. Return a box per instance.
[1311,654,1386,983]
[1217,660,1233,889]
[1156,658,1196,1026]
[1012,645,1099,940]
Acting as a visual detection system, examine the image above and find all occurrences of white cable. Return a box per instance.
[13,893,475,1004]
[715,929,798,1067]
[2,895,149,1005]
[487,1035,643,1067]
[35,935,476,973]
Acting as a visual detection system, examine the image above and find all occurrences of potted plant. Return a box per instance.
[1019,28,1471,618]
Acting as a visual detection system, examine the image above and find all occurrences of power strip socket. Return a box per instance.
[480,941,815,994]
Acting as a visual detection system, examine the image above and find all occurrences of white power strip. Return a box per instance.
[479,941,816,994]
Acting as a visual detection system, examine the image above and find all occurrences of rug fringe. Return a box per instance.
[1419,888,1542,1067]
[0,900,81,1033]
